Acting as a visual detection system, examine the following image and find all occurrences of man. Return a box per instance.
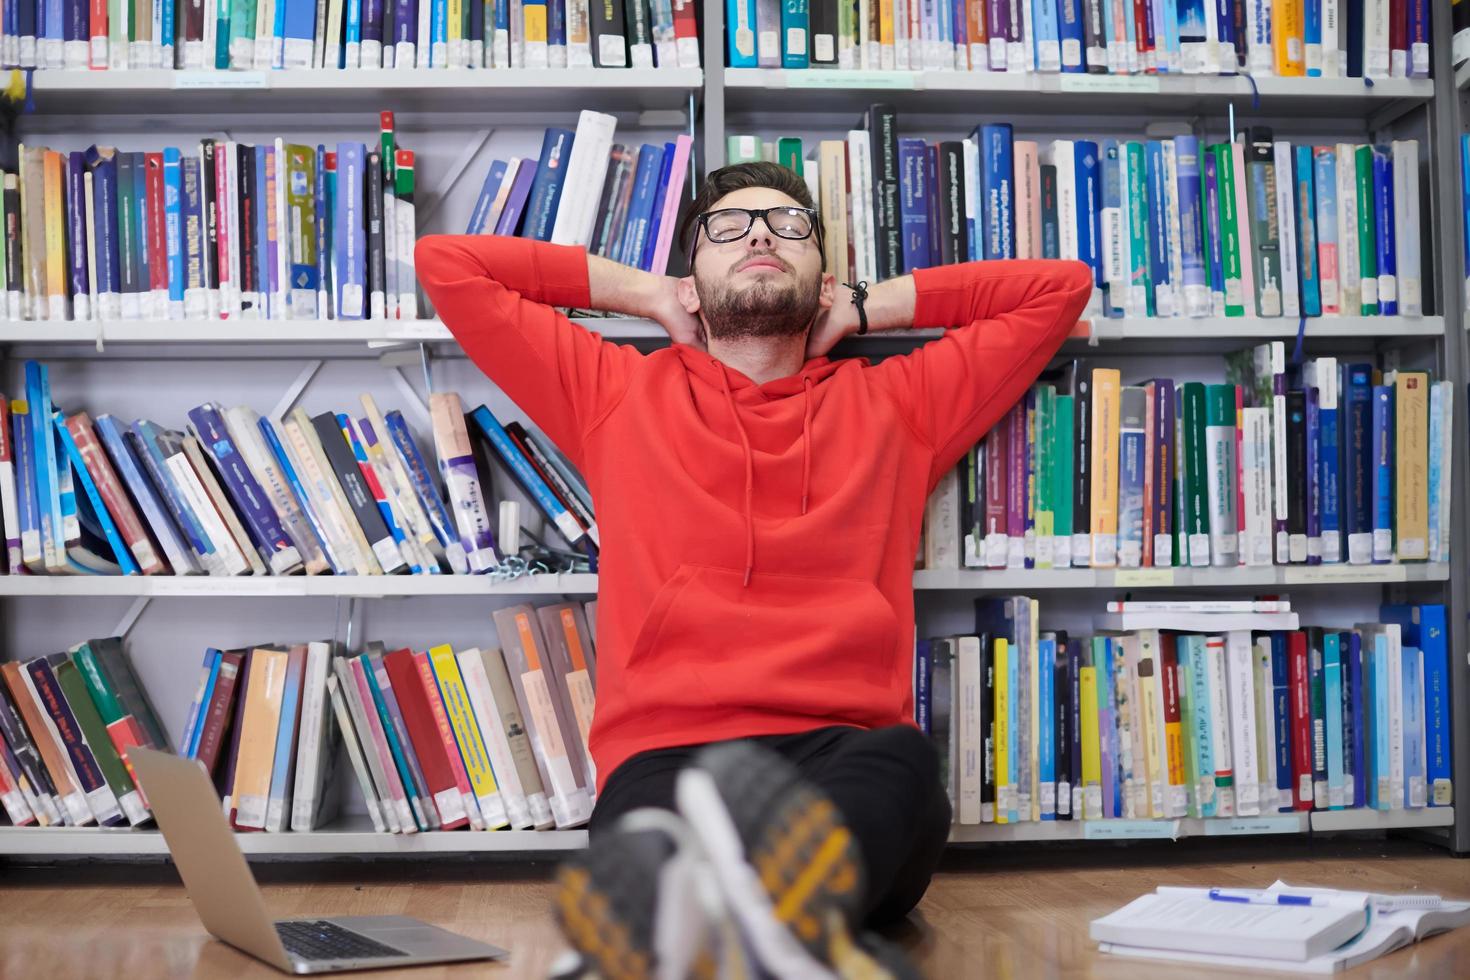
[416,162,1092,979]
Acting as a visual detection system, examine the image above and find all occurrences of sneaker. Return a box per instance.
[553,808,754,980]
[676,742,920,980]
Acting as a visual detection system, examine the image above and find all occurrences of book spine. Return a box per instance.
[1296,145,1323,316]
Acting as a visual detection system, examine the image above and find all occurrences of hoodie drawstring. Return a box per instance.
[800,377,813,516]
[719,370,757,587]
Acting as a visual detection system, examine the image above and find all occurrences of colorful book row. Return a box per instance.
[729,0,1431,79]
[921,343,1452,572]
[745,111,1425,321]
[0,0,700,70]
[0,360,599,576]
[914,599,1452,825]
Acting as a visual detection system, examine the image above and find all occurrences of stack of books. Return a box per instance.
[0,360,598,576]
[916,597,1452,825]
[736,111,1425,322]
[730,0,1431,79]
[461,111,694,278]
[0,637,162,829]
[919,343,1452,571]
[166,599,598,834]
[0,0,700,71]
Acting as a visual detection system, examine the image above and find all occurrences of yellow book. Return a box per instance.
[818,141,849,283]
[42,150,66,322]
[879,0,894,67]
[1089,368,1121,566]
[1164,640,1187,816]
[1395,372,1429,560]
[1079,665,1100,820]
[1273,0,1306,76]
[1136,632,1165,819]
[429,644,509,830]
[231,648,289,831]
[448,0,463,64]
[993,637,1009,825]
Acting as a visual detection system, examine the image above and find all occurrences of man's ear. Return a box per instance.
[676,274,701,314]
[818,272,836,309]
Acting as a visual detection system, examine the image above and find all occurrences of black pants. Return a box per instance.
[588,725,952,929]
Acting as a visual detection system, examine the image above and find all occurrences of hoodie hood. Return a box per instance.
[674,345,851,587]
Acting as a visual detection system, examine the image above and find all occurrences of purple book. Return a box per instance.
[1151,379,1174,566]
[26,658,125,826]
[1005,403,1026,563]
[394,0,417,52]
[1023,388,1037,569]
[1097,640,1116,819]
[987,0,1009,69]
[1305,386,1321,566]
[363,0,383,50]
[493,161,539,237]
[185,403,300,575]
[1006,0,1024,49]
[64,152,89,318]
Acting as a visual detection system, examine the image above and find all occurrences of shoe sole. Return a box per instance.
[678,745,901,980]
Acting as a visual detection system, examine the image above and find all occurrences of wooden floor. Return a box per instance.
[2,838,1468,979]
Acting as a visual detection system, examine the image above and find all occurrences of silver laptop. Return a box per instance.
[129,747,508,974]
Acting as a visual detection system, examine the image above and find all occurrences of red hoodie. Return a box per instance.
[415,235,1093,792]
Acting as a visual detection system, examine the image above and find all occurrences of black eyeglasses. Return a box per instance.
[694,206,820,245]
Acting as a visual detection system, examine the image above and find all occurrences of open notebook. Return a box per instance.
[1093,881,1470,974]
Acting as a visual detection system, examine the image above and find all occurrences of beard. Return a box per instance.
[694,260,821,343]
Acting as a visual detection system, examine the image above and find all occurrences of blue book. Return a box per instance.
[54,413,138,574]
[254,144,271,316]
[1315,370,1340,564]
[272,0,290,64]
[1313,148,1339,313]
[468,405,588,548]
[1295,145,1322,317]
[1372,146,1397,317]
[1305,0,1322,76]
[898,138,931,275]
[1173,136,1207,316]
[384,410,464,566]
[1187,636,1216,817]
[1269,633,1292,811]
[1372,631,1391,810]
[64,153,88,318]
[1161,0,1181,72]
[1324,632,1344,808]
[94,414,198,576]
[1370,385,1393,564]
[334,143,367,320]
[1039,635,1055,820]
[781,0,808,68]
[1203,146,1226,316]
[163,148,186,313]
[25,362,61,570]
[1305,386,1322,564]
[1342,363,1373,562]
[618,144,665,267]
[1215,0,1236,71]
[338,414,417,574]
[1380,605,1451,807]
[726,0,757,66]
[178,650,219,756]
[1102,139,1125,317]
[1402,647,1424,808]
[523,128,576,243]
[978,124,1014,260]
[1344,631,1365,809]
[346,0,363,60]
[132,153,150,315]
[914,639,931,735]
[10,399,39,569]
[1463,136,1470,291]
[129,421,216,571]
[315,145,331,315]
[83,147,122,306]
[1058,0,1086,71]
[267,651,305,829]
[1145,142,1171,315]
[187,651,223,758]
[467,160,508,235]
[430,0,449,66]
[258,416,341,575]
[1121,0,1137,71]
[1428,382,1445,564]
[1031,0,1059,70]
[639,143,678,272]
[187,403,297,573]
[284,0,317,64]
[547,0,566,57]
[1075,140,1103,295]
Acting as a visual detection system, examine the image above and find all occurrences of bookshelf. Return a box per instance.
[0,1,1466,863]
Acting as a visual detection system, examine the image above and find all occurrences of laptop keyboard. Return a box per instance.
[276,920,409,962]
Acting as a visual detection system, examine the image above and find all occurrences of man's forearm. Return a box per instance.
[587,252,665,319]
[831,274,919,336]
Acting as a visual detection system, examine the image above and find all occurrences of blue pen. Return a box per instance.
[1207,889,1324,907]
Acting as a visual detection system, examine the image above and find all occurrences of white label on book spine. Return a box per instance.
[1071,533,1091,567]
[1084,785,1102,820]
[1372,529,1393,563]
[236,793,267,829]
[434,787,467,826]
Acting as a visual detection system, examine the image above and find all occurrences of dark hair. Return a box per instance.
[679,161,822,261]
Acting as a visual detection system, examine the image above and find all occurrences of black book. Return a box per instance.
[1345,0,1365,77]
[1082,0,1107,72]
[865,103,902,281]
[925,146,942,270]
[1070,362,1092,563]
[1040,164,1059,259]
[590,145,632,257]
[5,176,23,309]
[366,148,387,319]
[1053,632,1072,820]
[930,637,955,803]
[809,0,838,65]
[237,143,257,314]
[623,0,651,65]
[220,648,252,801]
[1067,632,1083,819]
[936,140,967,267]
[200,139,220,293]
[979,633,995,821]
[116,153,140,301]
[1286,389,1308,548]
[590,0,629,67]
[309,412,400,572]
[468,0,484,59]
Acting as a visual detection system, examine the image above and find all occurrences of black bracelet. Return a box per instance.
[841,280,870,335]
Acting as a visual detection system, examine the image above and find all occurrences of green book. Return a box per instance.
[1354,145,1379,315]
[89,636,168,751]
[71,641,126,725]
[1052,394,1075,562]
[1181,382,1210,566]
[1246,127,1283,318]
[726,135,762,165]
[229,0,258,70]
[1034,386,1054,568]
[777,138,804,174]
[1205,383,1240,566]
[54,660,146,825]
[1213,144,1245,317]
[1125,142,1153,318]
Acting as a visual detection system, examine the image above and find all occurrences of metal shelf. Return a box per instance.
[26,68,705,116]
[948,807,1454,843]
[724,69,1434,119]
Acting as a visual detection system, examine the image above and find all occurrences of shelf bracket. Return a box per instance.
[111,597,152,640]
[418,128,495,230]
[390,365,433,428]
[270,360,324,421]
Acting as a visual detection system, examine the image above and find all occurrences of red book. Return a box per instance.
[383,649,469,831]
[670,0,698,65]
[195,650,246,777]
[1287,631,1313,811]
[215,147,232,309]
[413,651,480,830]
[66,412,165,574]
[1389,0,1408,75]
[88,0,107,70]
[145,154,168,300]
[983,422,1007,567]
[104,714,150,809]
